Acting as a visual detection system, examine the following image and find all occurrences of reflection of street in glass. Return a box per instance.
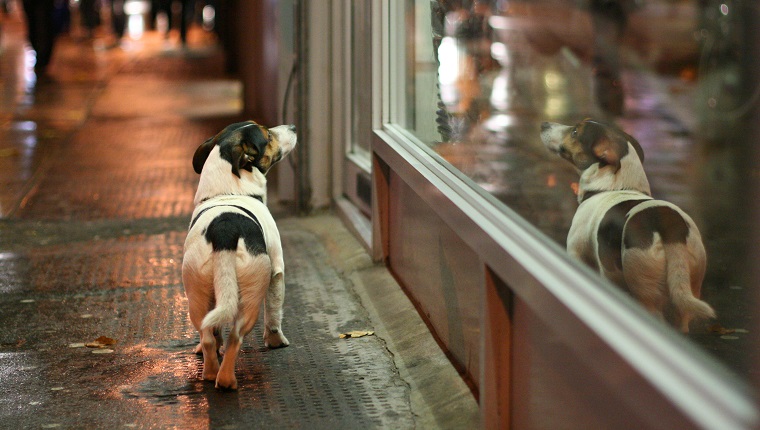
[425,0,754,379]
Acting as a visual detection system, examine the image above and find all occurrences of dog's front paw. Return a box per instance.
[264,327,290,349]
[215,373,238,390]
[202,360,220,381]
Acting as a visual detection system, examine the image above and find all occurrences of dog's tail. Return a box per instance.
[201,251,239,330]
[665,244,716,326]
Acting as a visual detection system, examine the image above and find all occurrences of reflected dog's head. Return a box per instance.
[540,119,650,201]
[191,121,297,205]
[540,118,644,172]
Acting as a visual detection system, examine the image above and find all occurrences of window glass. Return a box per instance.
[350,2,373,158]
[398,0,755,379]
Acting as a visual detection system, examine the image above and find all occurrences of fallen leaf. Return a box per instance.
[339,330,374,339]
[94,336,117,345]
[708,324,735,335]
[85,336,117,348]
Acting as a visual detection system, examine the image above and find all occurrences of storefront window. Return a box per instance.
[397,0,755,379]
[350,1,373,158]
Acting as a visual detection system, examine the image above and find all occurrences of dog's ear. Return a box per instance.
[592,136,624,170]
[240,125,270,160]
[583,121,631,171]
[192,136,216,174]
[622,130,645,163]
[229,141,246,178]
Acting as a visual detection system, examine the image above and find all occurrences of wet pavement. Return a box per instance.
[0,10,477,429]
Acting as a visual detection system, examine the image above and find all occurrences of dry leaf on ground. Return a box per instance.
[85,336,117,348]
[339,330,374,339]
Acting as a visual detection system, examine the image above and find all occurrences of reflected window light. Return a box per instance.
[124,0,149,15]
[127,14,144,39]
[12,121,37,132]
[125,0,150,39]
[23,46,36,91]
[438,36,460,107]
[484,113,515,132]
[544,71,563,91]
[545,97,568,117]
[543,70,570,117]
[0,252,17,261]
[490,73,509,111]
[202,5,215,31]
[22,134,37,148]
[491,42,508,62]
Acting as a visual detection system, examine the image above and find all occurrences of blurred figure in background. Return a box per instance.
[110,0,126,46]
[178,0,195,45]
[22,0,58,76]
[589,0,629,116]
[79,0,100,39]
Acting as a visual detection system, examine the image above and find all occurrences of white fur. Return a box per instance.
[182,123,295,390]
[542,121,714,332]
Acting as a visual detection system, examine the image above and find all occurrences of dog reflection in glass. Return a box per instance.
[541,118,714,332]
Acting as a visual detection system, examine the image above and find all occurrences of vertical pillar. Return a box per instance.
[480,266,512,429]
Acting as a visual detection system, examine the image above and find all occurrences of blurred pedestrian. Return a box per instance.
[22,0,58,76]
[79,0,100,39]
[590,0,629,116]
[110,0,126,45]
[153,0,172,38]
[178,0,195,45]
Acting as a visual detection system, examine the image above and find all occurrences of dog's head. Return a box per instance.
[193,121,297,178]
[540,119,644,172]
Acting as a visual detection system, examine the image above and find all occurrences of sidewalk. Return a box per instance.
[0,11,477,429]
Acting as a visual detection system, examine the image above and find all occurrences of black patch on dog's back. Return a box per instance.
[204,212,267,254]
[624,206,689,249]
[597,199,649,272]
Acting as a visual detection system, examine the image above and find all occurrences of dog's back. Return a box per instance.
[183,202,274,329]
[620,200,713,331]
[570,191,714,330]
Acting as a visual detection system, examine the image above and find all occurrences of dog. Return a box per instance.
[540,118,715,332]
[182,120,296,389]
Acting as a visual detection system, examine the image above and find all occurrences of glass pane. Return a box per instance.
[350,2,373,157]
[398,0,755,379]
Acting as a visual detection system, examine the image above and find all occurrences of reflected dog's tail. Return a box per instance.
[665,244,715,331]
[201,251,239,329]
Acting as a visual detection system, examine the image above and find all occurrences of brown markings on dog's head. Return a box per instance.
[192,121,285,177]
[558,119,644,172]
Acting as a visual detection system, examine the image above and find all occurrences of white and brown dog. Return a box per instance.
[540,118,715,332]
[182,120,296,389]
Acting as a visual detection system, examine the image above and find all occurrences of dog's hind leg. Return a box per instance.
[185,279,221,379]
[215,310,259,390]
[200,326,220,381]
[263,272,290,348]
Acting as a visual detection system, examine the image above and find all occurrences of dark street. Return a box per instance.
[0,9,476,429]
